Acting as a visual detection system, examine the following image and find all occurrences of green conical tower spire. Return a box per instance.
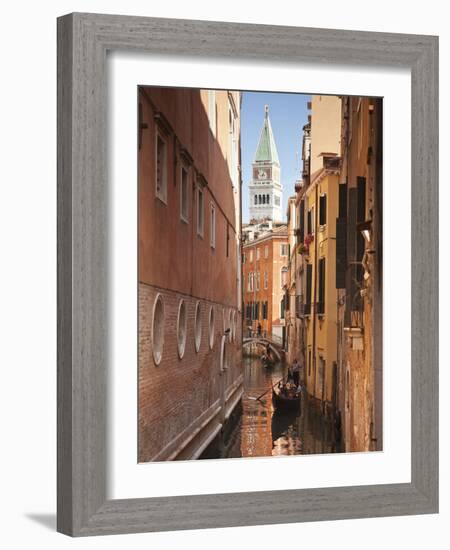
[254,105,280,165]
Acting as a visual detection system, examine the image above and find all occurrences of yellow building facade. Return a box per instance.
[295,96,342,408]
[303,164,340,404]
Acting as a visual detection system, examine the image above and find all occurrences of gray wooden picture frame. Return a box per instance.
[57,12,438,537]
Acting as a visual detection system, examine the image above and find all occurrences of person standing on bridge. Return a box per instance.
[257,322,262,337]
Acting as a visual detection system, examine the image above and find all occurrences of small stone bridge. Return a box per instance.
[242,335,285,362]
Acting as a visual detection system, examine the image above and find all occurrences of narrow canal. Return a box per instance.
[202,354,342,459]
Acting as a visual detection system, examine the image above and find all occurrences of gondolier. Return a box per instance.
[292,358,301,387]
[272,378,301,411]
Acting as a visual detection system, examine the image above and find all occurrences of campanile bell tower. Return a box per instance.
[249,105,282,222]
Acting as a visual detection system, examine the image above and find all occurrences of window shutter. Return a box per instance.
[299,199,305,242]
[336,217,347,288]
[339,183,347,218]
[318,258,325,314]
[357,176,366,223]
[319,194,327,225]
[305,264,312,315]
[356,176,366,283]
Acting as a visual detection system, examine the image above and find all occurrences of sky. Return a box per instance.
[241,91,311,223]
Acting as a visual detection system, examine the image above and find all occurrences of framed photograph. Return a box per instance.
[57,13,438,536]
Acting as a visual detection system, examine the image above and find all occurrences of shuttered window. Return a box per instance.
[336,183,348,289]
[299,199,305,242]
[305,264,312,315]
[339,183,347,218]
[318,257,326,315]
[336,217,347,288]
[307,209,312,234]
[357,176,366,223]
[356,176,366,283]
[319,194,327,226]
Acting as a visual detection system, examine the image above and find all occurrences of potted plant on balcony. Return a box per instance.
[304,233,314,246]
[298,243,309,255]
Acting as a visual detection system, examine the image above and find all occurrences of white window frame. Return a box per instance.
[281,266,288,288]
[280,243,288,257]
[155,130,168,204]
[152,293,165,365]
[208,90,217,136]
[194,301,202,353]
[208,306,215,349]
[176,299,187,359]
[180,164,189,223]
[264,270,268,290]
[197,186,204,237]
[210,203,216,249]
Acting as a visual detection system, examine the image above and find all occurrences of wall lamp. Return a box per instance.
[357,219,375,253]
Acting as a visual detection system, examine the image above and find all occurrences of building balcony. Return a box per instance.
[323,155,341,171]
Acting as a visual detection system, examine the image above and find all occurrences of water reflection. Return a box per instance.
[202,355,342,459]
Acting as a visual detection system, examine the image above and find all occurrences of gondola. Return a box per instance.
[272,382,302,411]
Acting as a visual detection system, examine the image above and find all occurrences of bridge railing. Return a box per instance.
[244,329,283,347]
[269,333,283,346]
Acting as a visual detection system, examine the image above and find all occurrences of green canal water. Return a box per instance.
[201,355,342,459]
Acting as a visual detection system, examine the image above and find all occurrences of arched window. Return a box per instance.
[177,300,187,359]
[194,301,202,352]
[267,194,270,204]
[209,306,215,349]
[152,294,165,365]
[254,195,257,205]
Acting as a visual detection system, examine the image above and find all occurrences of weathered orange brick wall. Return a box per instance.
[139,284,241,461]
[139,88,239,306]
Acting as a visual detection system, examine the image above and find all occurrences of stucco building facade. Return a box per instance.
[288,96,342,407]
[286,94,383,453]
